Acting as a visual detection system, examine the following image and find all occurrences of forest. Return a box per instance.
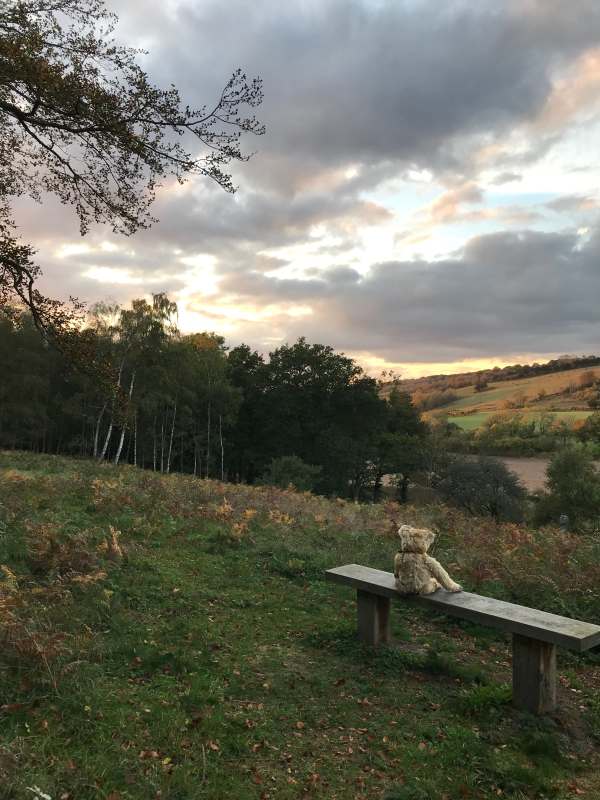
[0,295,427,501]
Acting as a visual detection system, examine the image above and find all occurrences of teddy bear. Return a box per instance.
[393,524,462,595]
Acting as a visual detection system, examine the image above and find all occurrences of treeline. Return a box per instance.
[0,296,427,500]
[438,411,600,457]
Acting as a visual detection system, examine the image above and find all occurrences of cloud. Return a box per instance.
[545,194,598,212]
[110,0,600,186]
[200,225,600,363]
[428,184,484,225]
[490,172,522,186]
[10,0,600,373]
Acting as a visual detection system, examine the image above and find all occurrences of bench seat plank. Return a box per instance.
[326,564,600,652]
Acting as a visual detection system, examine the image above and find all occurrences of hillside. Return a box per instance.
[2,452,600,799]
[419,365,599,431]
[396,355,600,395]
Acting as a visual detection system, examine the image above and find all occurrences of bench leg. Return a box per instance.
[512,634,556,714]
[357,590,391,647]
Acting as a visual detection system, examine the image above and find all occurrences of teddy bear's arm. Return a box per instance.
[424,555,462,592]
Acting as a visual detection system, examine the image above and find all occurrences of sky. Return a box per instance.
[22,0,600,377]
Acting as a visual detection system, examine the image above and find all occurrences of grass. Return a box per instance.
[2,451,600,799]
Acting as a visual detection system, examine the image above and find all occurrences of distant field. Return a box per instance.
[451,409,592,431]
[422,365,599,427]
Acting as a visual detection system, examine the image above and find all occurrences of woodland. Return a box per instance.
[0,301,427,501]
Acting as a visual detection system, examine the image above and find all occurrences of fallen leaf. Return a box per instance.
[0,703,25,714]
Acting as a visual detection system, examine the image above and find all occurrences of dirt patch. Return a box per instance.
[498,457,550,492]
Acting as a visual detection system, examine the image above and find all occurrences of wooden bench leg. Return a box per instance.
[512,634,556,714]
[357,590,391,647]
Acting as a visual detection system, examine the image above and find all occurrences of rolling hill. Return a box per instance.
[396,360,600,431]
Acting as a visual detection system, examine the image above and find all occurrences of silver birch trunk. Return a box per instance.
[114,371,135,466]
[160,413,165,473]
[98,413,114,462]
[206,399,211,479]
[219,414,224,481]
[166,401,177,474]
[98,359,124,461]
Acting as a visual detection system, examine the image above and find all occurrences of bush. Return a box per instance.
[261,455,322,492]
[578,411,600,443]
[413,389,458,411]
[435,456,526,521]
[533,445,600,530]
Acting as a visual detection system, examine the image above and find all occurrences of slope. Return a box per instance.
[2,452,600,799]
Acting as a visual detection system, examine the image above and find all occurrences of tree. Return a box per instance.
[228,337,390,498]
[261,455,321,492]
[578,412,600,443]
[436,456,526,521]
[534,445,600,530]
[227,344,268,483]
[579,370,597,389]
[0,0,264,336]
[372,386,428,503]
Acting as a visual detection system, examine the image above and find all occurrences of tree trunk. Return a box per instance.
[372,470,383,503]
[133,412,137,467]
[397,475,409,504]
[219,413,224,481]
[160,414,165,473]
[114,371,135,466]
[166,401,177,474]
[206,399,211,479]
[153,415,157,471]
[99,360,124,461]
[98,413,114,461]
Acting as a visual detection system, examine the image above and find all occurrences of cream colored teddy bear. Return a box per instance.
[393,524,462,595]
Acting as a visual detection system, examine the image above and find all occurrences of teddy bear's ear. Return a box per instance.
[397,525,413,550]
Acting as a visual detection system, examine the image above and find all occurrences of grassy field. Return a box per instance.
[2,452,600,799]
[451,410,592,432]
[429,367,600,429]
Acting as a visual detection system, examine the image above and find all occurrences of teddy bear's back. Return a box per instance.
[394,552,434,594]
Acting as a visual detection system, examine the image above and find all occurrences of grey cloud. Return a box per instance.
[110,0,600,181]
[545,195,598,212]
[211,226,600,362]
[490,172,523,185]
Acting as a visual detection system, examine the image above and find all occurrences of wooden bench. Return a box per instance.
[326,564,600,715]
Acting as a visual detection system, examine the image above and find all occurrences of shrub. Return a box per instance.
[435,456,526,521]
[261,455,322,492]
[413,389,458,411]
[578,411,600,443]
[533,445,600,530]
[579,369,597,389]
